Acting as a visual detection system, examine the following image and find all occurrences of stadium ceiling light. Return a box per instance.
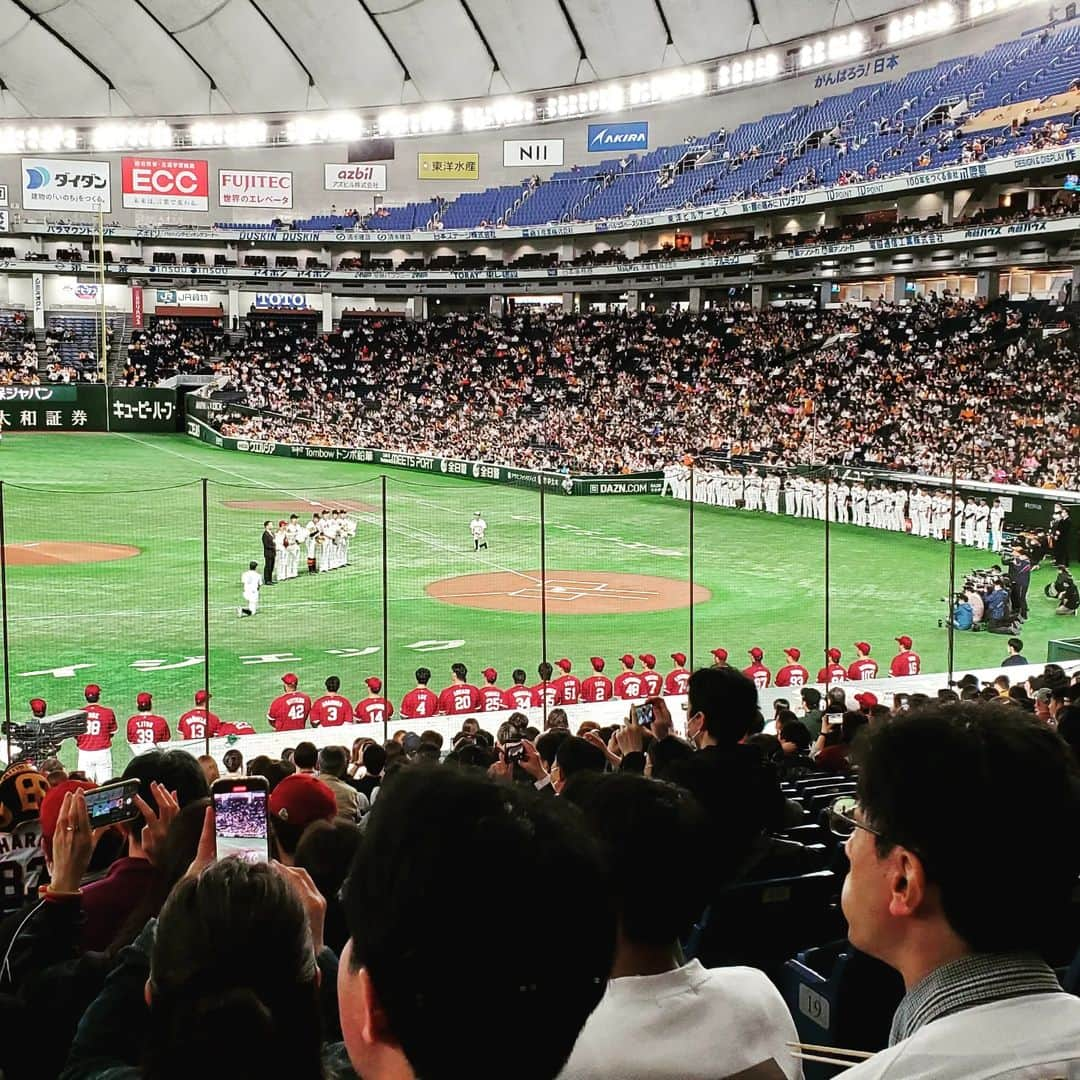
[718,53,779,88]
[969,0,1033,15]
[798,28,866,69]
[91,122,174,151]
[187,119,267,148]
[888,1,956,43]
[0,124,77,153]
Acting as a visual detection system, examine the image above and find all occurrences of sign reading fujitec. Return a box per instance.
[218,170,293,209]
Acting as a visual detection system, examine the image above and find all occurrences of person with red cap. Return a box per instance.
[76,684,117,784]
[854,691,878,713]
[531,661,561,710]
[177,689,221,741]
[29,698,47,719]
[847,641,879,681]
[438,663,481,715]
[216,717,256,736]
[710,647,729,668]
[478,668,505,712]
[664,653,691,695]
[638,655,663,697]
[126,692,171,755]
[267,673,311,731]
[580,657,613,703]
[775,648,809,688]
[817,648,847,688]
[890,635,921,677]
[355,676,394,725]
[552,658,581,706]
[268,773,337,862]
[613,654,644,700]
[743,647,771,690]
[310,675,352,728]
[501,668,534,711]
[400,667,438,720]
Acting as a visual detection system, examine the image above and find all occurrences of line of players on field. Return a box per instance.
[267,510,356,581]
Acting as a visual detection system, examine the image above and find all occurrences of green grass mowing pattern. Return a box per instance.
[0,433,1063,769]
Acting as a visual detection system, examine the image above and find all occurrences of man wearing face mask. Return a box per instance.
[667,667,787,886]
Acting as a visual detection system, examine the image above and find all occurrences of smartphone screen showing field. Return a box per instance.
[213,788,269,863]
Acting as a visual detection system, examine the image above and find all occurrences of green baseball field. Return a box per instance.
[0,433,1062,765]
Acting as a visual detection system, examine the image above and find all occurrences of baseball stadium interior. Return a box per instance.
[2,1,1080,1078]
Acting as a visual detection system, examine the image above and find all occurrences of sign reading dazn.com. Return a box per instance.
[586,122,648,152]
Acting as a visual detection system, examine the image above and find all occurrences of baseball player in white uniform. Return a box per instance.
[238,561,262,617]
[470,512,488,551]
[284,515,303,578]
[305,513,321,573]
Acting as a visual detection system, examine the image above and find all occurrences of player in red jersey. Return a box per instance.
[775,647,809,688]
[217,719,256,736]
[77,683,117,783]
[847,641,879,681]
[552,658,581,706]
[664,653,690,696]
[501,669,533,710]
[126,692,171,755]
[268,672,311,731]
[355,676,395,725]
[177,689,221,741]
[531,662,560,710]
[400,667,438,720]
[613,654,644,700]
[710,647,729,667]
[817,648,847,687]
[580,656,613,703]
[438,663,480,715]
[743,647,772,690]
[638,654,663,697]
[478,668,505,712]
[890,635,921,677]
[310,675,352,728]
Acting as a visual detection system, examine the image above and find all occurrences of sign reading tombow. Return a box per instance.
[22,158,111,212]
[122,157,209,211]
[218,170,293,209]
[324,164,387,191]
[586,122,648,152]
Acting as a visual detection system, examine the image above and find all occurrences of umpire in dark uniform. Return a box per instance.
[262,520,276,585]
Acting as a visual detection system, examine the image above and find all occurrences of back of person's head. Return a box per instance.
[147,858,322,1080]
[841,710,869,744]
[415,741,441,765]
[446,743,496,770]
[545,707,569,731]
[293,742,318,771]
[647,736,695,779]
[686,666,758,743]
[122,751,208,820]
[340,766,613,1080]
[826,686,847,713]
[538,661,553,680]
[563,772,708,947]
[325,675,341,693]
[415,667,431,686]
[536,729,570,769]
[801,687,822,710]
[294,817,363,954]
[362,743,387,776]
[852,702,1080,956]
[451,662,468,681]
[746,710,766,736]
[1056,707,1080,765]
[555,736,607,781]
[779,720,811,752]
[419,730,444,750]
[222,749,243,774]
[318,745,348,778]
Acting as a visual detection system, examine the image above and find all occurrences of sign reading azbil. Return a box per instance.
[122,157,209,212]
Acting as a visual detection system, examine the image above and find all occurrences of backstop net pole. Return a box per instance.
[539,482,549,729]
[202,478,211,757]
[381,475,389,745]
[0,481,10,762]
[689,466,695,670]
[823,469,832,661]
[947,462,958,686]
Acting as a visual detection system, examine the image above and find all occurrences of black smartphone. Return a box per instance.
[631,703,654,727]
[503,740,525,763]
[212,777,270,863]
[84,779,141,828]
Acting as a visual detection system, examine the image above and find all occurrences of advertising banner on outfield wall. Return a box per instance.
[252,292,309,310]
[22,157,111,213]
[324,163,387,191]
[503,139,564,167]
[418,153,479,181]
[121,156,209,211]
[155,289,218,306]
[218,169,293,209]
[0,386,176,432]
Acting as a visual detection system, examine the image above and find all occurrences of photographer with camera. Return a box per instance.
[1046,565,1079,615]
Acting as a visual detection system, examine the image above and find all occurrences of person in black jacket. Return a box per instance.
[1006,545,1032,621]
[261,520,276,585]
[1050,506,1072,567]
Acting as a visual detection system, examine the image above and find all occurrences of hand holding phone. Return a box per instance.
[630,703,654,728]
[84,779,142,829]
[212,777,270,864]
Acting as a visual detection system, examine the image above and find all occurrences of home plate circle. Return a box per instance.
[426,570,711,615]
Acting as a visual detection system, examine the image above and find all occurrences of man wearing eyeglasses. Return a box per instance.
[827,702,1080,1078]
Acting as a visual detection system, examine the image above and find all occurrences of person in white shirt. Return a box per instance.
[238,560,261,617]
[830,701,1080,1078]
[470,511,488,551]
[559,771,801,1080]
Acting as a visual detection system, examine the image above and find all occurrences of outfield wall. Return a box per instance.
[1,385,179,433]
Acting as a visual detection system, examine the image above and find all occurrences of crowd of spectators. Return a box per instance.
[120,319,223,386]
[213,296,1080,487]
[0,660,1077,1078]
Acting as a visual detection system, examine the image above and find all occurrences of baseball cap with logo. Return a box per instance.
[827,648,842,662]
[784,648,801,661]
[137,692,153,709]
[84,684,102,701]
[282,673,299,686]
[671,652,687,666]
[639,654,656,669]
[365,676,382,693]
[40,779,97,859]
[555,659,572,673]
[269,774,336,829]
[589,657,605,671]
[195,689,211,705]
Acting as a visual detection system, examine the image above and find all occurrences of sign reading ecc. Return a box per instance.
[122,157,209,212]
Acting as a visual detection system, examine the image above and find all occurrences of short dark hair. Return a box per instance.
[535,729,570,769]
[854,702,1080,954]
[538,661,553,681]
[545,708,569,731]
[293,742,317,770]
[563,772,709,946]
[801,687,822,709]
[362,743,387,776]
[122,750,208,816]
[555,736,607,780]
[415,668,431,685]
[319,745,348,778]
[1008,638,1024,653]
[451,663,468,681]
[687,666,757,743]
[779,720,811,752]
[419,730,444,749]
[512,668,527,685]
[325,676,341,692]
[343,767,613,1080]
[248,561,258,570]
[223,749,243,773]
[841,710,869,744]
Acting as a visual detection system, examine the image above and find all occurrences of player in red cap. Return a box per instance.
[268,673,311,731]
[29,698,47,718]
[355,676,394,725]
[710,647,729,667]
[310,675,352,728]
[178,689,221,741]
[664,653,690,696]
[126,692,171,755]
[743,647,771,690]
[438,663,481,715]
[501,669,534,711]
[613,654,644,700]
[530,662,560,710]
[400,667,438,720]
[817,648,847,688]
[847,641,879,682]
[775,648,809,688]
[890,635,921,677]
[216,717,256,736]
[478,668,505,712]
[552,659,581,706]
[580,657,613,703]
[77,683,117,783]
[638,655,663,697]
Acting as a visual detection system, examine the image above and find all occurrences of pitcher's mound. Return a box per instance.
[224,499,376,514]
[427,570,710,614]
[5,542,141,566]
